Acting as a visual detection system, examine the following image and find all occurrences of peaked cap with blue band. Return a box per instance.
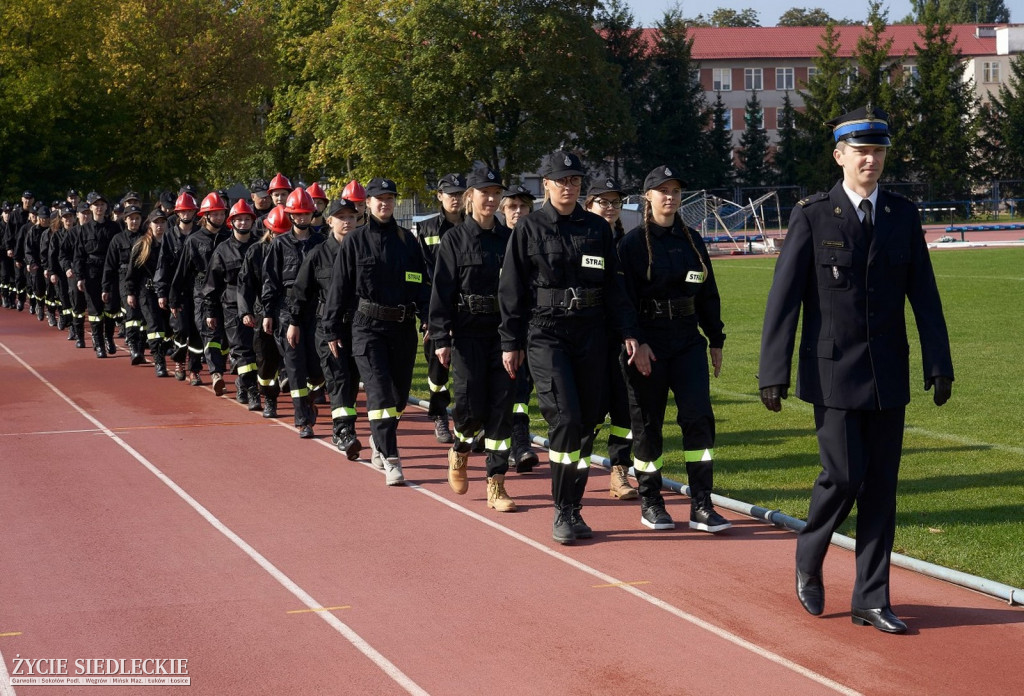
[826,105,891,146]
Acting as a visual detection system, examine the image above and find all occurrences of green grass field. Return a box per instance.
[413,248,1024,588]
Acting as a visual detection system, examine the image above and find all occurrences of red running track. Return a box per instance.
[1,311,1021,695]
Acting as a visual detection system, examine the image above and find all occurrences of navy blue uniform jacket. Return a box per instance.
[759,182,953,410]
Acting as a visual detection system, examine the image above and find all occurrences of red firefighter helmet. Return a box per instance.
[306,181,328,201]
[227,198,256,223]
[268,173,292,193]
[341,179,366,202]
[284,187,315,215]
[174,192,199,212]
[198,192,228,216]
[264,205,291,234]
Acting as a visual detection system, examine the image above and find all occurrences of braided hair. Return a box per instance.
[642,197,707,282]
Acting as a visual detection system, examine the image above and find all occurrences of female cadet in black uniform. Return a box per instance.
[23,206,50,323]
[498,151,648,544]
[324,178,430,486]
[47,205,76,334]
[204,199,258,403]
[585,178,639,502]
[103,204,147,364]
[157,193,200,381]
[289,198,362,458]
[498,185,540,472]
[60,203,91,347]
[170,192,230,390]
[262,187,326,438]
[417,173,466,444]
[239,204,289,416]
[74,192,122,358]
[127,208,171,376]
[429,167,516,512]
[618,166,729,533]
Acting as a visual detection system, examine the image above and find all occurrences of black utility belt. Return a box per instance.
[357,299,415,322]
[459,293,499,314]
[535,287,603,310]
[640,296,695,319]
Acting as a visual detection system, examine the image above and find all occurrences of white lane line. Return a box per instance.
[0,342,429,696]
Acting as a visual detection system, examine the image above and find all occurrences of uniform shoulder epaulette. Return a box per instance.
[797,192,829,207]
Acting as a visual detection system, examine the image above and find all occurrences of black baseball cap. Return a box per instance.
[643,165,685,192]
[541,150,585,180]
[365,178,398,197]
[437,173,467,194]
[587,177,624,197]
[501,185,535,201]
[86,191,106,205]
[465,167,504,190]
[327,198,359,217]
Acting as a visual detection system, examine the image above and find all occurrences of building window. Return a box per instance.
[713,68,731,91]
[775,67,794,91]
[722,109,733,130]
[744,68,762,91]
[903,65,920,84]
[806,66,819,84]
[983,61,1001,83]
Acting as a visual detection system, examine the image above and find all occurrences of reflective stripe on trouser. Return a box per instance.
[353,318,418,459]
[621,336,715,470]
[423,334,451,418]
[528,320,607,509]
[316,320,359,423]
[449,333,515,478]
[223,303,256,378]
[253,321,281,397]
[275,309,323,425]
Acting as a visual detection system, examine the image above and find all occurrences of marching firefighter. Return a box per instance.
[289,197,363,457]
[204,199,258,403]
[103,204,148,364]
[127,209,172,377]
[169,192,230,389]
[417,173,466,444]
[324,178,430,486]
[238,204,289,416]
[262,187,326,438]
[429,166,517,511]
[157,192,201,380]
[618,165,729,533]
[498,150,648,545]
[73,192,122,358]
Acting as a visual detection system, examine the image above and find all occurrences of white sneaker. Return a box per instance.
[384,457,405,486]
[368,435,385,471]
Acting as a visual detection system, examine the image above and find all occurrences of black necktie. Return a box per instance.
[859,199,874,241]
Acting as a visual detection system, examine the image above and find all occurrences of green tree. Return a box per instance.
[690,8,761,27]
[794,22,851,191]
[976,54,1024,181]
[286,0,629,195]
[704,92,734,189]
[631,9,709,186]
[737,90,772,187]
[777,8,839,26]
[908,3,980,198]
[774,92,800,186]
[595,0,648,187]
[913,0,1011,23]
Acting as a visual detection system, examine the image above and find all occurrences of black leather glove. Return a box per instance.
[927,376,953,406]
[760,385,788,412]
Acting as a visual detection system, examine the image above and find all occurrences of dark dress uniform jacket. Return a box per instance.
[288,233,342,327]
[759,182,953,409]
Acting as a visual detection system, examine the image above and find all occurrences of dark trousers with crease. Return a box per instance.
[798,405,905,610]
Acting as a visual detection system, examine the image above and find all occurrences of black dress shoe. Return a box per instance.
[796,568,825,616]
[851,606,907,634]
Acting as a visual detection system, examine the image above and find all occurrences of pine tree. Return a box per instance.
[774,92,800,186]
[632,8,709,187]
[978,53,1024,181]
[737,91,772,187]
[704,92,734,189]
[908,4,980,199]
[795,22,852,192]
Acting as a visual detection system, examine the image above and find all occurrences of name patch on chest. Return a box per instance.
[821,240,846,248]
[686,270,705,284]
[405,271,422,283]
[581,255,605,270]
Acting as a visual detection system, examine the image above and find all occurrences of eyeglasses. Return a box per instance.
[594,197,622,209]
[551,176,582,189]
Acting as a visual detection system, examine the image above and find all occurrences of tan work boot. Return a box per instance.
[487,475,517,512]
[609,464,639,500]
[447,447,469,494]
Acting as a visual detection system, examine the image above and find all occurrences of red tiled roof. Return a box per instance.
[636,25,1005,60]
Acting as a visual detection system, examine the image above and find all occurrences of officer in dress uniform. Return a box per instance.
[758,106,954,634]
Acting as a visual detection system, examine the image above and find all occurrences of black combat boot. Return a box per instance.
[92,322,106,358]
[104,318,117,355]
